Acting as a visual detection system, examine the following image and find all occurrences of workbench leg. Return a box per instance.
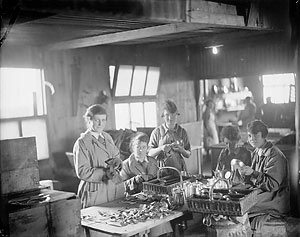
[138,229,150,237]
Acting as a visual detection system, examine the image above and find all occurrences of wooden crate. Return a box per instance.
[8,190,82,237]
[186,0,244,26]
[0,137,40,194]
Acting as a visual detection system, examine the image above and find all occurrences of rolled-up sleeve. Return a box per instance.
[148,128,160,148]
[73,139,106,182]
[182,129,191,152]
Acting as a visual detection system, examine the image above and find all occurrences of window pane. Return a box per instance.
[0,121,20,140]
[263,73,295,86]
[0,68,45,118]
[145,67,160,95]
[22,119,49,160]
[264,86,291,104]
[109,65,115,89]
[115,65,133,96]
[144,102,157,127]
[130,103,144,130]
[115,103,130,129]
[131,66,147,96]
[262,73,295,104]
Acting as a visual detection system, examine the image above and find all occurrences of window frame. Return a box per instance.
[110,64,160,130]
[0,67,49,160]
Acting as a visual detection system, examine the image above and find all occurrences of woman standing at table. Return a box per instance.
[73,104,124,208]
[203,99,219,153]
[239,120,290,232]
[120,132,173,237]
[148,99,191,175]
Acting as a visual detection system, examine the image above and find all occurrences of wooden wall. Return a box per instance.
[42,45,197,154]
[191,41,296,79]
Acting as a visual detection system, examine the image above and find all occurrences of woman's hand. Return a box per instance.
[170,143,184,153]
[105,158,122,171]
[239,166,254,176]
[104,166,116,180]
[171,142,191,158]
[162,144,172,153]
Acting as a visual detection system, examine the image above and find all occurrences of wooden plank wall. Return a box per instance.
[41,45,197,154]
[191,41,295,79]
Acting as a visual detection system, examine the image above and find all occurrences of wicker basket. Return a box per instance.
[186,178,259,216]
[142,166,184,195]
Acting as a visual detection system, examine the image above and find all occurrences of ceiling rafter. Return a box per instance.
[47,22,268,50]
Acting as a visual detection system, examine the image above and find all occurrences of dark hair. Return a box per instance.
[161,99,179,117]
[84,104,107,121]
[244,96,252,103]
[205,99,213,106]
[129,132,149,152]
[220,125,241,141]
[247,120,268,138]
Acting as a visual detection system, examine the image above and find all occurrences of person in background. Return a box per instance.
[148,99,191,175]
[73,104,124,208]
[239,120,290,232]
[259,97,277,127]
[120,132,173,237]
[216,125,252,172]
[238,96,257,129]
[203,99,219,153]
[120,132,158,195]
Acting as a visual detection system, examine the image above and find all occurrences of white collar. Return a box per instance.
[90,130,104,140]
[134,155,149,163]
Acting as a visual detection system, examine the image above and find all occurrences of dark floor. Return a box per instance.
[177,213,207,237]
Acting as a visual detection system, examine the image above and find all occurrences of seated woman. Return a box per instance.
[216,125,252,172]
[120,132,173,237]
[239,120,290,232]
[120,132,158,195]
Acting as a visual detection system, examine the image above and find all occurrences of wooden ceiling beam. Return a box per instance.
[47,22,266,50]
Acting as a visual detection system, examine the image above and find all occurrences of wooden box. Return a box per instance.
[0,137,40,194]
[8,189,82,237]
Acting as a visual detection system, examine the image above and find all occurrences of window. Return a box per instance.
[110,65,160,130]
[0,68,49,160]
[262,73,296,104]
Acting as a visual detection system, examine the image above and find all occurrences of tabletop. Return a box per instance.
[81,198,184,237]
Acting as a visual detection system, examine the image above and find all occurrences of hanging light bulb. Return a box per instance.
[212,46,218,54]
[205,44,223,55]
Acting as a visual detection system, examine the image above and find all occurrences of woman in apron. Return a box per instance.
[73,104,124,208]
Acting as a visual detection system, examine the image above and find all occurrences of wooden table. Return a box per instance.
[81,199,184,237]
